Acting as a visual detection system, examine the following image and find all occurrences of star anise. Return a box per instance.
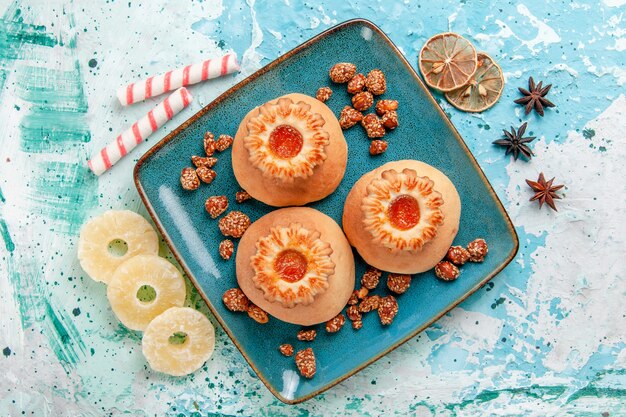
[514,77,556,117]
[525,172,564,211]
[492,122,536,160]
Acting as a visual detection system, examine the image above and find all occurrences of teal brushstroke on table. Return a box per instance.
[0,0,624,415]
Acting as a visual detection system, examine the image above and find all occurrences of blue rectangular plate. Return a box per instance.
[134,19,518,404]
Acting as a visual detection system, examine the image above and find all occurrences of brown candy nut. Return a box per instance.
[366,69,387,95]
[361,266,381,290]
[235,190,252,203]
[218,211,250,238]
[329,63,357,83]
[387,273,411,294]
[339,106,363,129]
[467,238,488,262]
[325,314,346,333]
[196,166,216,184]
[347,73,366,94]
[378,295,398,325]
[191,155,217,168]
[382,111,399,130]
[347,290,359,305]
[247,304,269,323]
[359,295,381,313]
[352,319,363,330]
[204,132,216,156]
[357,287,369,299]
[376,99,399,115]
[297,329,317,341]
[215,134,234,152]
[369,140,388,156]
[352,91,374,111]
[361,114,385,138]
[435,261,461,281]
[180,167,200,190]
[219,239,234,260]
[279,344,294,357]
[205,196,228,219]
[316,86,332,102]
[446,246,471,265]
[222,288,249,312]
[295,348,316,378]
[346,305,361,321]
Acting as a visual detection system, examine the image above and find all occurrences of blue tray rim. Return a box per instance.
[133,18,520,404]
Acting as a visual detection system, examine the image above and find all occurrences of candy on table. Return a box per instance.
[116,53,240,106]
[88,87,192,176]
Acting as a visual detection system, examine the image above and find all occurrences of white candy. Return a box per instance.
[116,53,239,106]
[88,87,192,176]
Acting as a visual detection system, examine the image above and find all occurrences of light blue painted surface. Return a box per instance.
[0,0,624,415]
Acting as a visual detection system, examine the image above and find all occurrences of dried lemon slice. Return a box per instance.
[107,255,186,331]
[78,210,159,284]
[419,32,478,92]
[445,53,504,112]
[142,307,215,376]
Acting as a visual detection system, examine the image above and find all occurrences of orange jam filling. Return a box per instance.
[387,194,420,230]
[273,249,308,283]
[268,125,303,159]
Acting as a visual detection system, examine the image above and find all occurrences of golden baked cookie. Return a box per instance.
[343,160,461,274]
[232,93,347,206]
[236,207,354,325]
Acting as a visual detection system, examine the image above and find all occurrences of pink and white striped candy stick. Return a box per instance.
[88,87,192,176]
[117,53,239,106]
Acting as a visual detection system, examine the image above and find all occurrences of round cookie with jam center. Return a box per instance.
[232,93,347,207]
[343,160,461,274]
[236,207,355,325]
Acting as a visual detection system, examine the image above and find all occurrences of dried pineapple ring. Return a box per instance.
[107,255,186,331]
[78,210,159,283]
[142,307,215,376]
